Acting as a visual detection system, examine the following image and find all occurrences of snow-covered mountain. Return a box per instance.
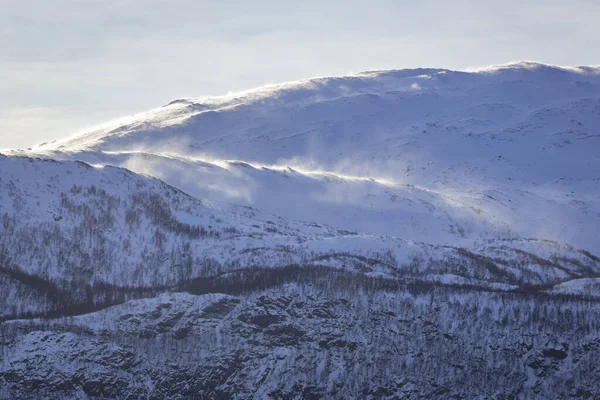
[2,62,600,398]
[25,61,600,249]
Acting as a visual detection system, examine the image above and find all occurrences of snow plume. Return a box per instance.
[274,154,414,188]
[465,61,600,76]
[121,152,257,204]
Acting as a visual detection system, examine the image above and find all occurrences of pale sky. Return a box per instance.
[1,0,599,149]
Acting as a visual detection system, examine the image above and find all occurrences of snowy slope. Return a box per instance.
[1,154,598,313]
[21,61,600,250]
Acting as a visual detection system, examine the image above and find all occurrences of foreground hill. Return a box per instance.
[4,287,600,399]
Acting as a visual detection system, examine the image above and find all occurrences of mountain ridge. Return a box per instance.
[32,61,600,152]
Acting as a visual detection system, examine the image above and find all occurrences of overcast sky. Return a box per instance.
[1,0,599,149]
